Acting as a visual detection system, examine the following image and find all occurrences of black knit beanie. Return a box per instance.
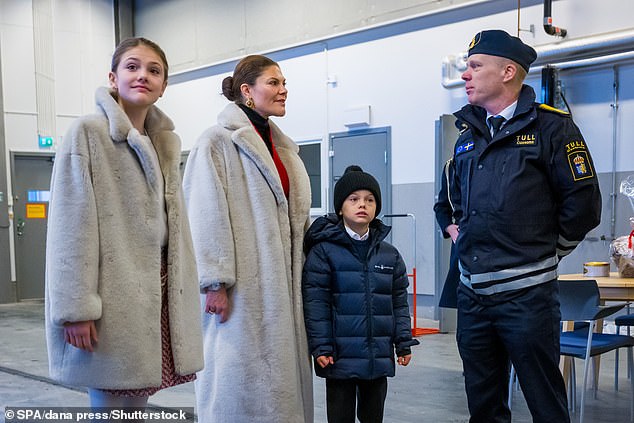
[333,165,382,216]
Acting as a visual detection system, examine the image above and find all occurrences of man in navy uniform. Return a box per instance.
[450,29,601,422]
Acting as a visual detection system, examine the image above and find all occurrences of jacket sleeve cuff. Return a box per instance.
[396,347,412,357]
[200,278,235,293]
[396,338,420,356]
[556,234,580,258]
[312,345,334,358]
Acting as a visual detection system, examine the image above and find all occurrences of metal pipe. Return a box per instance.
[553,51,634,71]
[533,29,634,66]
[382,213,416,267]
[442,31,634,88]
[543,0,567,38]
[610,67,619,240]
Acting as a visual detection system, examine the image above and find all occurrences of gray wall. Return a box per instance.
[0,30,12,303]
[134,0,520,74]
[0,0,115,303]
[391,182,437,319]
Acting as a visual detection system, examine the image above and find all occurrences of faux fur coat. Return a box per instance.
[183,103,314,423]
[45,87,203,389]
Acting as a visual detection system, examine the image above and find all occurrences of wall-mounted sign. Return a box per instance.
[38,135,54,148]
[26,203,46,219]
[27,190,50,202]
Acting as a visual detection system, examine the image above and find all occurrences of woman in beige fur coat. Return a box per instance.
[183,55,314,423]
[45,38,203,408]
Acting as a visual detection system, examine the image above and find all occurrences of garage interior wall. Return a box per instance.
[1,0,633,315]
[0,0,115,303]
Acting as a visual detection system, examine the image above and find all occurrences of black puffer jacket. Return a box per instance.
[302,214,419,380]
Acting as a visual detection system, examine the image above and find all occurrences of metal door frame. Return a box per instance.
[435,115,458,332]
[0,46,13,304]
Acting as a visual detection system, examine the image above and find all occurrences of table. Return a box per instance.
[559,272,634,301]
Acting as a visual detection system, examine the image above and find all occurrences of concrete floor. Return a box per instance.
[1,301,633,422]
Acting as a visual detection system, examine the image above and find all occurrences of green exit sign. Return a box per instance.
[38,135,54,148]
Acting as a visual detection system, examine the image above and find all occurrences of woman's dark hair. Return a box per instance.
[222,55,279,103]
[111,37,169,81]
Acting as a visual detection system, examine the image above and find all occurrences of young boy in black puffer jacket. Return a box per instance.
[302,165,419,423]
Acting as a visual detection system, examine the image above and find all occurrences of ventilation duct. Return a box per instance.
[442,29,634,88]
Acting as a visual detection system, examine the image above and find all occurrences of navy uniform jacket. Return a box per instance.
[450,85,601,296]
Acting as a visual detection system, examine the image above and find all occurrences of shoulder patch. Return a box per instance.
[568,151,594,181]
[538,104,569,116]
[455,140,475,156]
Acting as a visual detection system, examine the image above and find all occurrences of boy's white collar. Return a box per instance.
[344,224,369,241]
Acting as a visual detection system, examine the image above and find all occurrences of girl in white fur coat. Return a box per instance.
[45,38,203,409]
[183,55,314,423]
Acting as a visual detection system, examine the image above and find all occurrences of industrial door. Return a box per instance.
[11,152,54,300]
[329,127,391,216]
[435,115,459,332]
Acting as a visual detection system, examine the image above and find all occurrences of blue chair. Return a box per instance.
[615,312,634,390]
[616,313,634,332]
[558,279,634,423]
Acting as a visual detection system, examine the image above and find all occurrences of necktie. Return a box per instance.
[488,115,505,137]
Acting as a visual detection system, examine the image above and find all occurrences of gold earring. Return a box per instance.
[246,98,255,108]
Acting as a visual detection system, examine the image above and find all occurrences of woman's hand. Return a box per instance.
[397,354,412,366]
[316,355,334,368]
[63,320,98,352]
[205,286,231,323]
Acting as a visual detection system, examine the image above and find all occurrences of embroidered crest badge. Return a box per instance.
[568,151,594,181]
[469,32,482,50]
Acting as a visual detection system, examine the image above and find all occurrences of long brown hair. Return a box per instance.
[221,55,278,103]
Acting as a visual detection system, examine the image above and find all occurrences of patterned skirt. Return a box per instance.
[103,250,196,397]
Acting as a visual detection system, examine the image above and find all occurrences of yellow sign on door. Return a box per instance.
[26,203,46,219]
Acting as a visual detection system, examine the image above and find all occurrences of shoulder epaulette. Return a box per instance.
[538,103,570,116]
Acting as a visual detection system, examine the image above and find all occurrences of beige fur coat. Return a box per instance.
[183,103,314,422]
[45,87,203,389]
